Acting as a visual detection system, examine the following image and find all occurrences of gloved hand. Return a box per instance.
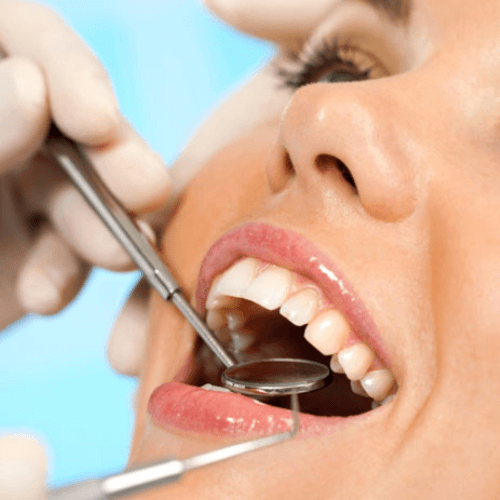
[0,3,170,492]
[0,1,170,330]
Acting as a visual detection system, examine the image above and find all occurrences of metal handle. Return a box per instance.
[47,479,105,500]
[44,134,179,300]
[46,394,299,500]
[102,458,184,498]
[45,132,236,368]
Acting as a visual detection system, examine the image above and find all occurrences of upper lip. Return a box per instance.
[195,221,391,369]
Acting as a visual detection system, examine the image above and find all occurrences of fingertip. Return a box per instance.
[16,264,62,316]
[0,434,48,500]
[15,229,87,316]
[48,186,134,271]
[0,433,47,464]
[52,82,121,146]
[85,123,172,212]
[107,280,150,376]
[107,324,147,377]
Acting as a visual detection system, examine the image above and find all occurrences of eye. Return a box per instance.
[276,37,389,89]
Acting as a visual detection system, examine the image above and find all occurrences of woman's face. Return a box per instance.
[128,0,500,497]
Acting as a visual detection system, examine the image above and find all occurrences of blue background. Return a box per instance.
[0,0,271,487]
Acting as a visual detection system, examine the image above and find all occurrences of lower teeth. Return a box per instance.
[201,383,232,393]
[199,308,388,416]
[371,393,396,409]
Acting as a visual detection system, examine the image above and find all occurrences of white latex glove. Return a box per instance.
[0,435,47,500]
[0,1,171,329]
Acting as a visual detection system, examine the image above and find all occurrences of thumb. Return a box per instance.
[0,435,48,500]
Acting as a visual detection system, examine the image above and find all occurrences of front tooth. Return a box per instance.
[201,384,232,393]
[241,265,293,310]
[360,369,395,401]
[214,258,260,299]
[206,275,241,310]
[338,343,375,381]
[381,394,395,406]
[304,310,350,355]
[206,295,239,311]
[279,288,318,326]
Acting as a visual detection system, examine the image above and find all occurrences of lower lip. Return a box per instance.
[148,382,363,437]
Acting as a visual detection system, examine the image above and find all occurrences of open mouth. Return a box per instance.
[192,257,396,417]
[190,223,397,418]
[148,223,397,437]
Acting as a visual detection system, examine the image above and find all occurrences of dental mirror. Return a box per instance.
[222,358,330,397]
[46,131,331,398]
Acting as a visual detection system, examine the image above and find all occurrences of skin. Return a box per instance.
[128,0,500,497]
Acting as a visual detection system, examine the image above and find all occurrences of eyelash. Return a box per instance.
[276,37,386,89]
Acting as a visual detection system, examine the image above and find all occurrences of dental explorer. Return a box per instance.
[45,131,330,397]
[47,393,299,499]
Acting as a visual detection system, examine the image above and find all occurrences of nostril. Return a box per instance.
[315,154,357,192]
[284,152,295,175]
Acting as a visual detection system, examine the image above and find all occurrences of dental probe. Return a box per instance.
[45,131,330,396]
[45,130,235,369]
[47,393,299,499]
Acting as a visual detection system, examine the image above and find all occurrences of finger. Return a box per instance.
[48,184,136,271]
[0,56,49,173]
[85,120,171,213]
[17,154,133,271]
[107,279,150,376]
[47,185,157,272]
[0,179,30,329]
[203,0,334,43]
[0,2,119,145]
[17,154,157,271]
[18,117,171,218]
[0,434,47,500]
[16,226,88,316]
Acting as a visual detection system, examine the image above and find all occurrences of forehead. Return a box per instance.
[329,0,500,86]
[338,0,500,43]
[408,0,500,43]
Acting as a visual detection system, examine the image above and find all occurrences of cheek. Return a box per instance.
[128,126,277,465]
[160,126,277,293]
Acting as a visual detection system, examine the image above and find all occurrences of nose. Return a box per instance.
[267,81,419,222]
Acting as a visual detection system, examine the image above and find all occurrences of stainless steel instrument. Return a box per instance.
[45,133,330,398]
[47,393,299,499]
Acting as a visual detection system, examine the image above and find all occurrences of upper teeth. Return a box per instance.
[205,257,396,403]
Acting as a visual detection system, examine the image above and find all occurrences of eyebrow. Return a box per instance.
[357,0,412,24]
